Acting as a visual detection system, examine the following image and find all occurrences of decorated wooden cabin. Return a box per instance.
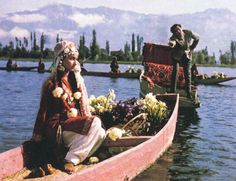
[140,43,200,109]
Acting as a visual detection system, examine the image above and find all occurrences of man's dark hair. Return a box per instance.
[170,24,182,33]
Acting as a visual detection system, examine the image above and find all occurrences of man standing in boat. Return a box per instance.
[110,56,120,73]
[6,58,13,71]
[38,58,45,73]
[168,24,199,98]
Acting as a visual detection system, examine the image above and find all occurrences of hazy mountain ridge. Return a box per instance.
[0,4,236,55]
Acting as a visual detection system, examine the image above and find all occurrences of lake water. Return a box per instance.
[0,60,235,180]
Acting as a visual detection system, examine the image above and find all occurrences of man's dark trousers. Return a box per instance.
[170,55,191,96]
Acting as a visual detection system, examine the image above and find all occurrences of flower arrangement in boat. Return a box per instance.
[125,66,142,74]
[89,89,116,114]
[211,72,227,79]
[89,90,169,136]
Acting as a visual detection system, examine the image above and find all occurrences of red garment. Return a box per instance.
[33,75,93,144]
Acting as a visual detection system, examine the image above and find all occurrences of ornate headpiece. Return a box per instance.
[51,40,79,73]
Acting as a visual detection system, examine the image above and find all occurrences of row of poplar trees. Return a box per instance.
[0,29,143,62]
[1,30,235,65]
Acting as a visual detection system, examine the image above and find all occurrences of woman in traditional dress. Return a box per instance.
[32,40,106,174]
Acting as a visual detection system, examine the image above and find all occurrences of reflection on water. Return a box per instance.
[0,61,236,180]
[135,71,236,180]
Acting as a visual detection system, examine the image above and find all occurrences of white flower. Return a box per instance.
[64,48,70,54]
[70,47,77,52]
[89,106,95,113]
[89,156,99,164]
[67,108,78,118]
[52,87,64,98]
[107,127,125,141]
[89,95,96,104]
[108,89,116,100]
[62,93,68,100]
[73,92,82,100]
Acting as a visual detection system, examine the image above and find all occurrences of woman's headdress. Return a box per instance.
[51,40,82,88]
[51,40,80,73]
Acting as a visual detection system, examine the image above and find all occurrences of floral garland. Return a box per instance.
[52,86,82,118]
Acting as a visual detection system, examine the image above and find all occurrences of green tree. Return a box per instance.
[131,33,135,53]
[33,32,37,51]
[105,40,110,55]
[79,34,85,60]
[0,43,2,57]
[136,35,143,56]
[230,41,236,65]
[30,32,33,50]
[40,33,45,57]
[219,50,231,65]
[90,29,100,60]
[124,42,133,61]
[56,34,60,43]
[8,41,14,57]
[196,53,204,64]
[15,37,19,48]
[23,37,28,48]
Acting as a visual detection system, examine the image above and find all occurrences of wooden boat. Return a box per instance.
[193,76,236,85]
[81,71,140,79]
[0,94,179,181]
[0,66,140,78]
[0,66,38,71]
[45,70,141,79]
[140,43,200,109]
[140,76,200,108]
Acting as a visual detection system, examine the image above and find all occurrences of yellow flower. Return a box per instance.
[73,92,81,100]
[67,108,78,118]
[98,106,105,113]
[52,87,63,98]
[89,156,99,164]
[97,96,107,105]
[107,127,125,141]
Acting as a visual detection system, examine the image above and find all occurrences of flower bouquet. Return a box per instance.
[89,91,170,137]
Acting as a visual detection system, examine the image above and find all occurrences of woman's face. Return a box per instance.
[62,54,79,71]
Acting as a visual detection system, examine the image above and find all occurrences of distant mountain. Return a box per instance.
[0,4,236,56]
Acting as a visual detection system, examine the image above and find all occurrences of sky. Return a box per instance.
[0,0,236,15]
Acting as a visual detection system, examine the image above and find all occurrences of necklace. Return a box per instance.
[52,78,82,118]
[61,79,74,106]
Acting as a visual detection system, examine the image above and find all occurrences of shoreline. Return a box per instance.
[0,58,236,68]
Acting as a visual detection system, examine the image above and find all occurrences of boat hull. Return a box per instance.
[81,71,140,79]
[0,94,179,181]
[0,67,140,78]
[193,77,236,85]
[0,67,38,71]
[140,77,200,108]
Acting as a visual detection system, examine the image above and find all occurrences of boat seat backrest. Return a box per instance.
[144,63,186,87]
